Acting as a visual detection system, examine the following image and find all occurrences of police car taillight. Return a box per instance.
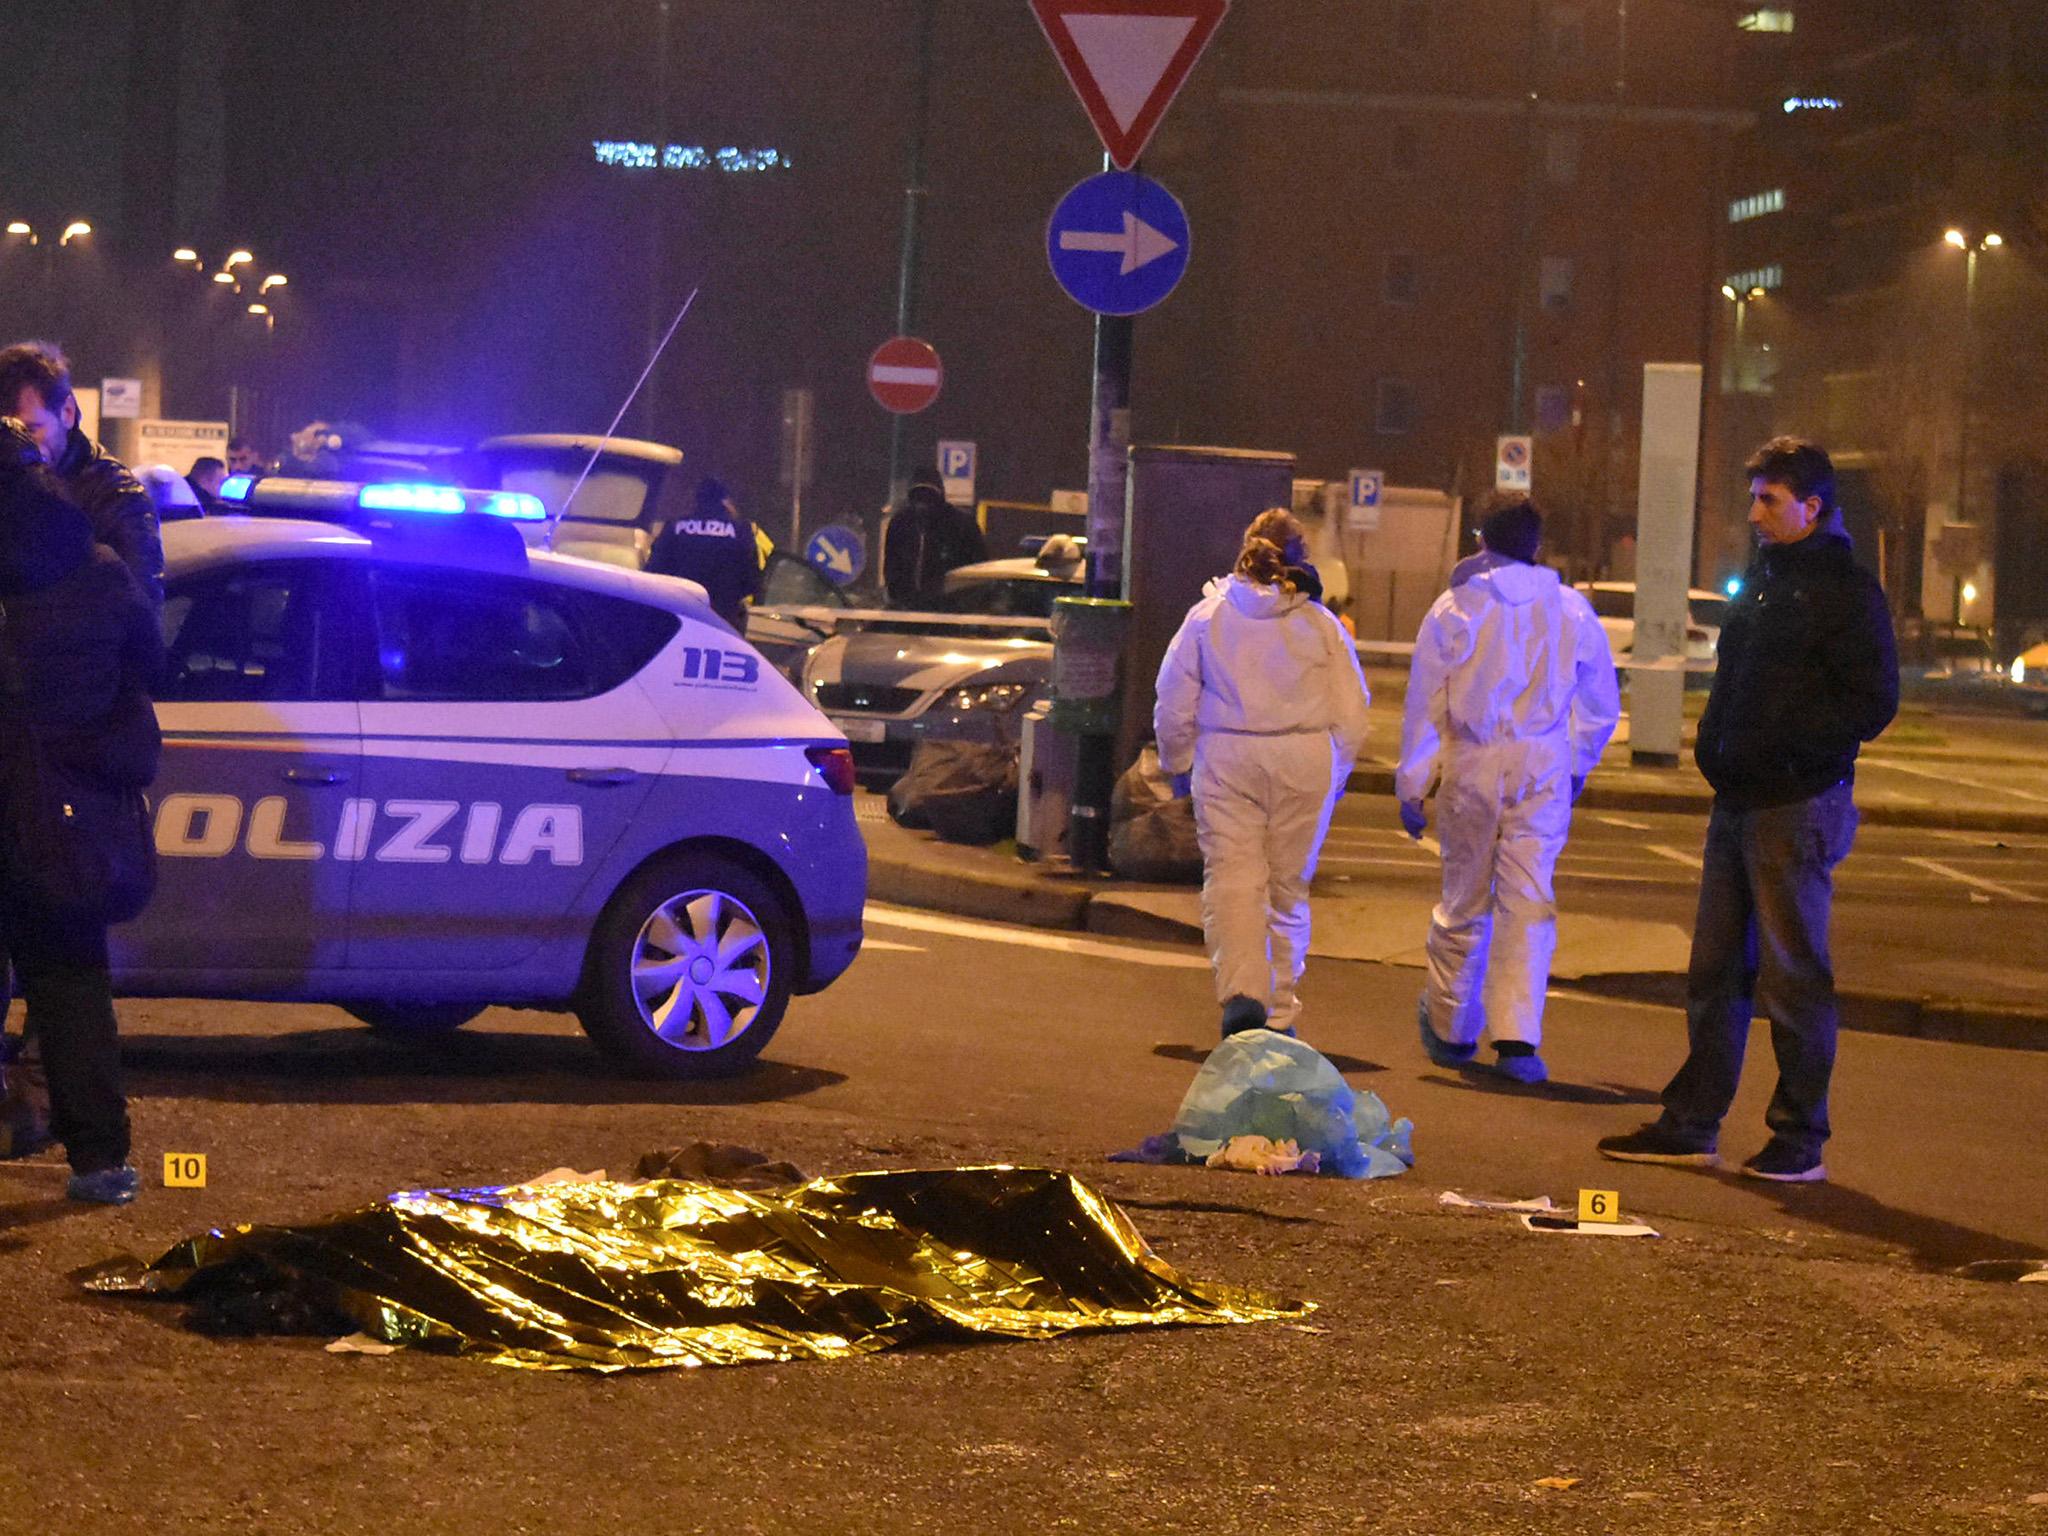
[805,746,857,795]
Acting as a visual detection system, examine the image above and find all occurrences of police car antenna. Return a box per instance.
[545,286,701,551]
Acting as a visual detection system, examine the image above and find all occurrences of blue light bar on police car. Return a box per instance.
[481,492,547,522]
[358,483,467,515]
[219,474,255,503]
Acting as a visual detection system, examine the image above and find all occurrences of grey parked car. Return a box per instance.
[798,543,1083,777]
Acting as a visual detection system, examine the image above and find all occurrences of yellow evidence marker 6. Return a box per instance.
[163,1153,208,1188]
[1577,1188,1621,1225]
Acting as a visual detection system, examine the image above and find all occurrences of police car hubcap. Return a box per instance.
[630,890,770,1051]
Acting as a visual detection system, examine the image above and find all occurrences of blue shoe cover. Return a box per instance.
[1417,999,1477,1068]
[1491,1052,1549,1085]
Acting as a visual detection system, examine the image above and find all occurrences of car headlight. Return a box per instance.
[942,681,1029,713]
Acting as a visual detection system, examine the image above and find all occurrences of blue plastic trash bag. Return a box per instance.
[1168,1030,1413,1180]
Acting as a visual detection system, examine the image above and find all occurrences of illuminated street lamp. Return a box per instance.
[212,270,236,285]
[1943,228,2004,525]
[5,221,33,242]
[224,249,254,268]
[1718,283,1770,392]
[172,246,200,263]
[59,220,92,246]
[247,303,269,316]
[259,273,287,292]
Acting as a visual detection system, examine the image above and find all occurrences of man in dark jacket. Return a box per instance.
[1600,437,1896,1184]
[0,341,164,613]
[645,476,763,632]
[882,473,986,608]
[0,418,162,1204]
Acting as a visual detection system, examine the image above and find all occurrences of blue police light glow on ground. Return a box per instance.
[219,475,255,502]
[1725,577,1743,597]
[482,492,547,522]
[358,484,467,515]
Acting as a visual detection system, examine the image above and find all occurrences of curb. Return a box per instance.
[867,854,2048,1055]
[1342,766,2048,836]
[867,856,1091,931]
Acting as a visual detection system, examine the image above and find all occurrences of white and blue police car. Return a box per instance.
[113,474,866,1078]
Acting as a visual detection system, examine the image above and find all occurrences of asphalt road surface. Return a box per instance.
[1315,798,2048,1014]
[3,909,2044,1534]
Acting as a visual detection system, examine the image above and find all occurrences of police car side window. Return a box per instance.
[367,569,676,702]
[159,563,327,702]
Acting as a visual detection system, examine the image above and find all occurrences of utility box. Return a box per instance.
[1122,444,1297,772]
[1015,701,1077,862]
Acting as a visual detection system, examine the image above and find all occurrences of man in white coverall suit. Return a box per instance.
[1156,511,1374,1039]
[1397,495,1619,1084]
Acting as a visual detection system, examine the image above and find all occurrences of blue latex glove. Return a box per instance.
[1571,774,1587,803]
[1169,772,1193,799]
[1398,800,1428,840]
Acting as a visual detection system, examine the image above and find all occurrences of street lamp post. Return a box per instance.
[1718,283,1767,392]
[1944,227,2003,527]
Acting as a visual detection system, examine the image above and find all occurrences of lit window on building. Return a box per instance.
[1738,9,1795,31]
[1389,123,1420,176]
[592,141,792,173]
[1539,256,1576,311]
[1723,263,1784,292]
[1545,128,1581,186]
[1375,379,1419,435]
[1728,188,1786,222]
[1396,0,1428,50]
[1383,252,1419,306]
[1549,5,1587,60]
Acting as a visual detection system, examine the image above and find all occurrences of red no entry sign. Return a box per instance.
[867,336,943,414]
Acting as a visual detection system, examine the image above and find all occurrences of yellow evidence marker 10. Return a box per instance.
[163,1153,208,1188]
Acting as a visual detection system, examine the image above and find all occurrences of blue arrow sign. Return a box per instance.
[805,525,865,587]
[1045,171,1190,317]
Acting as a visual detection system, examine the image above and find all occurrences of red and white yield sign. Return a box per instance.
[1029,0,1230,170]
[867,336,943,414]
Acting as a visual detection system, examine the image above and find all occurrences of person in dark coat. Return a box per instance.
[646,476,764,632]
[0,418,163,1203]
[0,341,163,614]
[185,455,227,514]
[1600,437,1897,1184]
[882,473,986,608]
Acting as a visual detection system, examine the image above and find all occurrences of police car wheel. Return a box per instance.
[579,855,791,1078]
[344,1003,487,1035]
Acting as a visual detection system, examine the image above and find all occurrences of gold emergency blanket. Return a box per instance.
[82,1165,1308,1371]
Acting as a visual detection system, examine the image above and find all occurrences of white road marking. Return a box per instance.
[1647,844,1704,870]
[1592,814,1654,831]
[1903,858,2044,904]
[862,905,1212,969]
[1868,758,2048,806]
[862,939,927,953]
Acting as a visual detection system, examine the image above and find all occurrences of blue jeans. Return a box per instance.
[1659,782,1857,1159]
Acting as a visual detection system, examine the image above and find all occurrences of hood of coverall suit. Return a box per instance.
[1207,572,1309,619]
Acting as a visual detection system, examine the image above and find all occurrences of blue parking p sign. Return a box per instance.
[937,441,975,482]
[1346,468,1384,532]
[805,525,865,587]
